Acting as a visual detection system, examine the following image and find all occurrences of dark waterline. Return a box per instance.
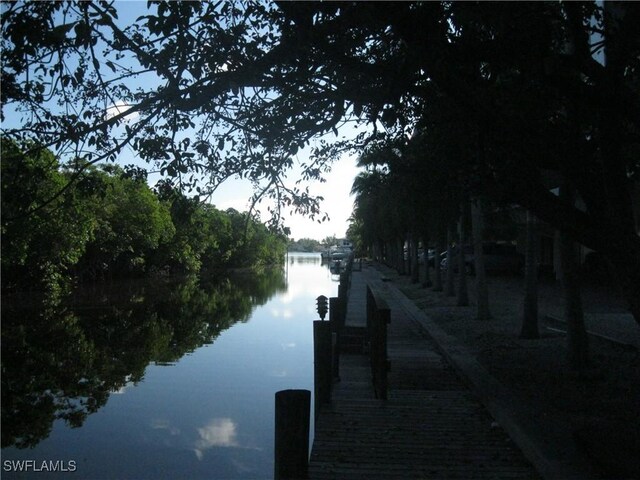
[1,253,337,479]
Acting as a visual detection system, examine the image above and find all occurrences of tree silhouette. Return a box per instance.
[2,1,639,322]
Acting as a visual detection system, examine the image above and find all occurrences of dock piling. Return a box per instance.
[366,284,390,400]
[313,320,332,419]
[274,389,310,480]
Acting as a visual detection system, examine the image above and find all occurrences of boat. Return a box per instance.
[322,239,354,265]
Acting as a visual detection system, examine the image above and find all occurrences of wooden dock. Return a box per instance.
[308,265,539,479]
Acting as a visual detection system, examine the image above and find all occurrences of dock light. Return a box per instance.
[316,295,328,320]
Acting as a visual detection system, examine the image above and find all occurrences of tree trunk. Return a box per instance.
[432,229,444,292]
[390,240,396,269]
[599,1,640,326]
[410,232,419,284]
[382,241,389,266]
[457,202,469,307]
[445,223,456,297]
[471,198,490,320]
[559,182,589,370]
[422,232,432,288]
[407,236,412,276]
[396,236,405,275]
[520,210,540,338]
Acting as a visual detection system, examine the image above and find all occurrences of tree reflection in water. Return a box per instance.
[1,268,286,449]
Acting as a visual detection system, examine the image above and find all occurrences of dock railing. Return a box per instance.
[366,283,390,400]
[338,257,352,325]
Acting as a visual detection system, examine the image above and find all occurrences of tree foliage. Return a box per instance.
[1,140,94,293]
[1,140,287,293]
[288,237,323,253]
[2,1,639,320]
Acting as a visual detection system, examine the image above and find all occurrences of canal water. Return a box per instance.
[1,252,337,479]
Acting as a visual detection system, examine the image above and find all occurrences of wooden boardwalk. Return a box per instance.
[308,265,539,479]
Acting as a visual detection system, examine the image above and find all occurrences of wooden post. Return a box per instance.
[329,297,339,325]
[274,389,310,480]
[330,295,344,331]
[313,320,332,420]
[329,297,341,380]
[338,283,347,326]
[331,332,339,381]
[366,285,374,341]
[366,284,390,400]
[338,283,347,304]
[373,306,390,400]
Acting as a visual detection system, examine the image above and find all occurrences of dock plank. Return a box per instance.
[309,266,539,479]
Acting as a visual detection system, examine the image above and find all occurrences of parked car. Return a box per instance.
[440,243,524,275]
[439,245,474,273]
[427,249,452,267]
[418,248,433,265]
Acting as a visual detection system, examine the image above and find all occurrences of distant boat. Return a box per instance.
[322,239,353,262]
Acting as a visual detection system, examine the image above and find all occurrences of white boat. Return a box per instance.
[330,248,349,260]
[322,239,353,262]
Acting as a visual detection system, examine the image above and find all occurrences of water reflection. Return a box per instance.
[1,269,286,450]
[287,252,323,265]
[195,418,239,453]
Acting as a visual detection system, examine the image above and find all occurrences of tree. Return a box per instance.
[520,210,540,339]
[153,184,229,274]
[78,165,175,277]
[351,138,420,272]
[444,224,456,297]
[1,141,285,290]
[1,139,94,293]
[471,198,491,321]
[559,181,590,369]
[345,217,366,257]
[456,197,470,307]
[289,238,322,252]
[322,235,339,247]
[3,1,639,322]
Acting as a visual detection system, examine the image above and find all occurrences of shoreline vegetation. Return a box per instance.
[1,139,288,296]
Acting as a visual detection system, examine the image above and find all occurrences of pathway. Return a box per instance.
[308,264,540,479]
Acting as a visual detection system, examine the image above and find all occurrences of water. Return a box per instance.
[1,253,337,479]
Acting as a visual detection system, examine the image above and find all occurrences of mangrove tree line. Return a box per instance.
[1,139,287,294]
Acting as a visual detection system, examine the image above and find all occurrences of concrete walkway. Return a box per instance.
[343,265,367,329]
[308,265,547,479]
[375,268,601,480]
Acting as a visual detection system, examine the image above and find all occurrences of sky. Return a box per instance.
[208,155,360,241]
